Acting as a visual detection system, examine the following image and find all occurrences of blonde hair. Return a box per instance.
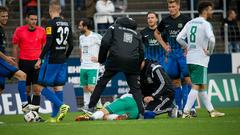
[167,0,180,5]
[49,0,61,13]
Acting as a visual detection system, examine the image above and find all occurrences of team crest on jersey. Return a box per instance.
[178,23,183,28]
[46,27,52,35]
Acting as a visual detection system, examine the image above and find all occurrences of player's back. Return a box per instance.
[185,17,214,67]
[46,17,72,64]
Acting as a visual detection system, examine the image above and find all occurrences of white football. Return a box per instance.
[24,111,40,122]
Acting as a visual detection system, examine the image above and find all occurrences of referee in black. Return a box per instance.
[88,17,145,117]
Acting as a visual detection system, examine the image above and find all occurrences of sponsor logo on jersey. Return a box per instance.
[178,23,183,28]
[46,27,52,35]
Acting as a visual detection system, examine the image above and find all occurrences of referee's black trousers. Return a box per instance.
[88,69,144,115]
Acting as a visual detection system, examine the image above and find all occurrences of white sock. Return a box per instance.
[106,114,119,120]
[184,89,198,113]
[92,111,104,120]
[96,99,102,107]
[199,90,214,112]
[22,102,28,106]
[83,91,91,108]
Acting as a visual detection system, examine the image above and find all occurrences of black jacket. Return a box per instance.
[221,18,240,42]
[98,17,144,74]
[140,60,174,100]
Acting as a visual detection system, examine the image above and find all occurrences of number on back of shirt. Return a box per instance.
[56,26,69,45]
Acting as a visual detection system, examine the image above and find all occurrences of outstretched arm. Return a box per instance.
[154,29,171,53]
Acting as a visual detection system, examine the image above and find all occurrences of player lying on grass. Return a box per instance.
[75,93,139,121]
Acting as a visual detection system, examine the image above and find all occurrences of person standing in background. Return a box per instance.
[154,0,195,117]
[177,1,225,118]
[221,9,240,53]
[34,0,73,122]
[12,11,46,112]
[140,11,166,66]
[78,18,102,110]
[95,0,115,34]
[0,6,39,116]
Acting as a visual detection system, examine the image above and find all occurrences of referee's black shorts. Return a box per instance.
[18,59,39,86]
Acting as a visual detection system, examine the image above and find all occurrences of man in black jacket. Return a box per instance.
[140,59,177,118]
[221,9,240,53]
[88,17,145,116]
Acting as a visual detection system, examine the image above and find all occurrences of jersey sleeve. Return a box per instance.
[205,22,215,39]
[40,21,54,59]
[96,33,102,46]
[12,27,20,45]
[176,23,188,48]
[41,28,46,46]
[79,36,82,49]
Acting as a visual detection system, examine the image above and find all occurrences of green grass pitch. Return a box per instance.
[0,108,240,135]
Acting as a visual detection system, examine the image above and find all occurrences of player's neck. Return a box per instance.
[84,30,91,36]
[51,12,60,19]
[171,11,180,19]
[149,25,157,30]
[200,14,207,20]
[0,23,4,28]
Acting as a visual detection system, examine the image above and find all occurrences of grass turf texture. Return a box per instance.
[0,108,239,135]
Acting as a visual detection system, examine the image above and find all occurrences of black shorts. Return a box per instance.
[18,59,39,86]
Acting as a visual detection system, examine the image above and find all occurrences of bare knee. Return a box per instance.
[53,86,64,92]
[14,70,26,80]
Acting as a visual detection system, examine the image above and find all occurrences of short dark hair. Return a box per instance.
[147,11,158,19]
[167,0,180,5]
[0,6,8,13]
[79,18,93,30]
[26,10,38,17]
[198,1,214,15]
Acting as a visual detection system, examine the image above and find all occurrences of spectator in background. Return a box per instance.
[85,0,96,24]
[76,0,86,11]
[23,0,37,17]
[60,0,65,10]
[95,0,115,34]
[221,9,240,53]
[113,0,127,12]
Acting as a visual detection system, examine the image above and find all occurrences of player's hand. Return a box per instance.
[144,96,154,104]
[163,44,171,53]
[6,56,17,66]
[203,48,209,56]
[184,48,188,57]
[91,56,98,63]
[164,57,168,63]
[34,59,41,69]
